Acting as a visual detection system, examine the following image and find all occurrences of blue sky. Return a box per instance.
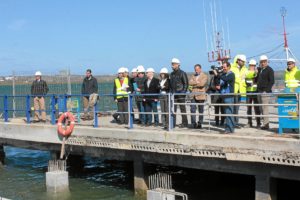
[0,0,299,75]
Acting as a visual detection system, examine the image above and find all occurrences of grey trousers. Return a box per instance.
[160,96,169,127]
[259,94,270,125]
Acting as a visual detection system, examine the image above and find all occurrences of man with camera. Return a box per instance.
[207,64,225,126]
[213,61,235,134]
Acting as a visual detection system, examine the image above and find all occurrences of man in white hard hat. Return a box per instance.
[159,67,170,129]
[257,55,274,130]
[81,69,98,121]
[188,64,208,129]
[245,59,261,128]
[143,68,160,126]
[31,71,49,123]
[285,58,300,89]
[135,65,146,125]
[170,58,189,128]
[113,67,130,124]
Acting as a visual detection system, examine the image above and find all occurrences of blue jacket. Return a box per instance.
[220,71,235,95]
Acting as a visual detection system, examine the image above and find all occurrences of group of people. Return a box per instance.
[29,55,299,134]
[111,55,299,133]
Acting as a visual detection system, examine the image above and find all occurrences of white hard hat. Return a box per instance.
[118,67,125,73]
[249,59,257,66]
[287,58,296,63]
[146,68,155,73]
[137,65,145,73]
[160,67,169,74]
[171,58,180,64]
[124,68,129,73]
[259,55,268,61]
[131,68,137,73]
[238,54,247,62]
[35,71,42,76]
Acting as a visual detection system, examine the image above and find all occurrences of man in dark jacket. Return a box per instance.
[135,66,147,125]
[31,71,49,123]
[143,68,160,126]
[81,69,98,120]
[170,58,189,128]
[257,55,274,130]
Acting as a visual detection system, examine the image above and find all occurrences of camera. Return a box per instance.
[209,65,223,75]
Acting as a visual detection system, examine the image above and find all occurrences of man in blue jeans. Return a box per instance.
[214,61,235,134]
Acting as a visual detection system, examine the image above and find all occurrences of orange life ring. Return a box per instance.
[57,112,75,137]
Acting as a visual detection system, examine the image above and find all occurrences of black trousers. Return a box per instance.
[173,95,188,127]
[117,98,128,124]
[215,97,225,125]
[246,92,261,125]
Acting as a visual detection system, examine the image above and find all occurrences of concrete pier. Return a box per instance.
[46,171,69,193]
[255,176,277,200]
[0,120,300,198]
[134,159,148,198]
[0,145,5,165]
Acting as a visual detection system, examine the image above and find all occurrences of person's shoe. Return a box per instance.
[197,123,202,129]
[244,123,253,128]
[32,119,40,123]
[261,124,269,130]
[40,119,46,123]
[192,123,197,129]
[256,124,261,129]
[179,124,188,128]
[235,124,241,129]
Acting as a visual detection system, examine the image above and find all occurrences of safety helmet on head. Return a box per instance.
[146,68,155,73]
[259,55,268,61]
[35,71,42,76]
[249,59,257,66]
[238,54,247,62]
[137,65,145,73]
[171,58,180,64]
[118,67,125,73]
[160,67,168,74]
[123,68,129,73]
[287,58,296,63]
[131,68,138,73]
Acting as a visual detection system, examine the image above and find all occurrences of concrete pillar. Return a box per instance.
[46,171,69,193]
[134,159,148,199]
[255,175,277,200]
[0,145,5,165]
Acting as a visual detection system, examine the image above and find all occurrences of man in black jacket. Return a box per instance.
[143,68,160,126]
[257,55,274,130]
[81,69,98,120]
[31,71,49,123]
[170,58,189,128]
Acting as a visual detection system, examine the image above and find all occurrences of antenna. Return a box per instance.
[280,7,291,61]
[203,0,209,52]
[205,0,231,63]
[267,7,299,67]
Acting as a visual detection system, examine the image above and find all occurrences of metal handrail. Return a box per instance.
[0,92,299,134]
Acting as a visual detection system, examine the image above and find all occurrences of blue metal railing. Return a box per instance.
[0,92,299,134]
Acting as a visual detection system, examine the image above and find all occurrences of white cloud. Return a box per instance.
[8,19,28,31]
